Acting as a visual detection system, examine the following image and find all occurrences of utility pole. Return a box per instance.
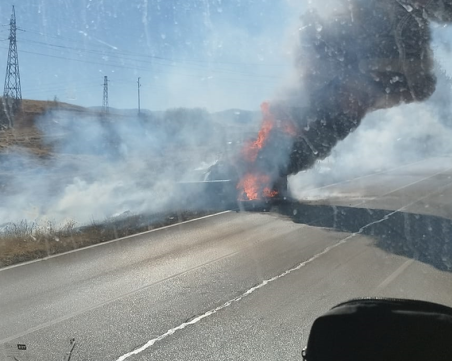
[102,76,109,114]
[137,77,141,115]
[2,6,22,128]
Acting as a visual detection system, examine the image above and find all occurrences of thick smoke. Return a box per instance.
[270,0,452,178]
[290,87,452,200]
[0,109,232,226]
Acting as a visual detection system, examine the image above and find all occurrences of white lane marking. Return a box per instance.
[116,178,452,361]
[374,259,414,293]
[115,239,348,361]
[0,211,232,272]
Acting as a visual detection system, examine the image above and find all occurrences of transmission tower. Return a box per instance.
[102,76,109,114]
[2,5,22,128]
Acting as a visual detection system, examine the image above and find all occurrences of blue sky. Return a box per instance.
[0,0,305,111]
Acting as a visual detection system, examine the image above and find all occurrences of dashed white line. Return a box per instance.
[116,177,452,360]
[374,259,414,293]
[115,239,347,361]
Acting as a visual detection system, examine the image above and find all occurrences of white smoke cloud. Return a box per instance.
[0,109,227,226]
[290,69,452,200]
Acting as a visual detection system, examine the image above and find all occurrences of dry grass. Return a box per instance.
[0,210,213,268]
[9,99,87,129]
[0,98,91,157]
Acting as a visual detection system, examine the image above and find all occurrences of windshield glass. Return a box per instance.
[1,1,452,360]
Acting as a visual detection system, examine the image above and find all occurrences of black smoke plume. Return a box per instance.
[270,0,452,178]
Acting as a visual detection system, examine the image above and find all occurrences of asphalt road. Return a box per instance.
[1,157,452,361]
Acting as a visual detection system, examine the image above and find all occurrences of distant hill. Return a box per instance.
[0,98,263,131]
[87,106,261,125]
[88,106,159,117]
[1,99,89,129]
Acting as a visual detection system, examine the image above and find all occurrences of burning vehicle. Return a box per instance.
[207,0,449,212]
[206,102,294,210]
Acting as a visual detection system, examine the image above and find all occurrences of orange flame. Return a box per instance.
[237,172,278,201]
[236,102,297,201]
[241,102,274,163]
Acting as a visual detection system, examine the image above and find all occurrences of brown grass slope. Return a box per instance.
[0,99,89,156]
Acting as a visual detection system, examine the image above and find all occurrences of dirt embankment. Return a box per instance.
[0,99,93,157]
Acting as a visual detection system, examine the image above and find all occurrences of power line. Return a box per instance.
[0,19,284,107]
[22,81,100,95]
[17,36,283,79]
[0,45,281,84]
[20,27,287,68]
[20,79,276,105]
[0,46,282,94]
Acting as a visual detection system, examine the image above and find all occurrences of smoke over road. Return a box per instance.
[0,108,233,226]
[2,1,452,225]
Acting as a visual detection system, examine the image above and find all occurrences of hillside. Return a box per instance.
[0,99,91,157]
[13,99,87,128]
